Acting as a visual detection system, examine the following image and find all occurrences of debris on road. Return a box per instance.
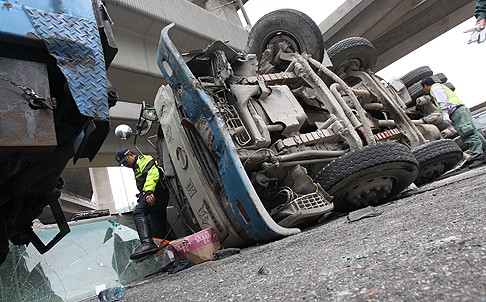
[213,248,241,260]
[346,206,382,222]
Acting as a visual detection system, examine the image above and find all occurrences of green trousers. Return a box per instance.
[451,106,486,159]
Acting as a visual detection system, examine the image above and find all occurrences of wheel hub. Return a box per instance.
[265,32,300,55]
[344,177,394,205]
[417,162,445,183]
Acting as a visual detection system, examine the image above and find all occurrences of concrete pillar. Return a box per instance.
[89,167,116,214]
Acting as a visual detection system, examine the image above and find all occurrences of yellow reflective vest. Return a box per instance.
[133,155,160,194]
[430,83,463,111]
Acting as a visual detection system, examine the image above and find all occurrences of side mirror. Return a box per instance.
[137,119,153,136]
[136,101,158,136]
[114,124,133,140]
[114,102,157,155]
[141,105,158,121]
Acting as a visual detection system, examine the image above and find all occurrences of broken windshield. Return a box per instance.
[0,219,171,302]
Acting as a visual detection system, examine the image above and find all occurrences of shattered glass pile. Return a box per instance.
[0,220,172,302]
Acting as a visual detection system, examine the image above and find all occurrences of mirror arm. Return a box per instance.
[133,101,146,155]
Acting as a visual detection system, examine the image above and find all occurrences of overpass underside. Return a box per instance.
[319,0,475,71]
[103,0,249,105]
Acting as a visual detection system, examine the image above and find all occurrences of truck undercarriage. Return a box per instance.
[140,10,462,247]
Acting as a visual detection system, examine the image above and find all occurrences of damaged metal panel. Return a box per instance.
[0,58,57,154]
[24,6,109,120]
[156,24,300,242]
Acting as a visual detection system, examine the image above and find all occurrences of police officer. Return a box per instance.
[421,77,486,168]
[115,148,171,260]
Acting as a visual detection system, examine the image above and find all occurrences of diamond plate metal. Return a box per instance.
[23,7,109,120]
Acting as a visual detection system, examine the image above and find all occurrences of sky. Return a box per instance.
[238,0,485,107]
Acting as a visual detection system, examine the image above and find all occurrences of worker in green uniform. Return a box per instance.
[115,148,172,260]
[421,77,486,169]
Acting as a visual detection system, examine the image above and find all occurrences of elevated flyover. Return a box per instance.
[319,0,475,71]
[103,0,249,105]
[82,0,476,165]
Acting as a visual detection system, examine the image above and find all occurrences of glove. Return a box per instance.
[479,28,486,43]
[464,26,486,44]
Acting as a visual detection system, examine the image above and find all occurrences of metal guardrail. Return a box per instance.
[470,100,486,115]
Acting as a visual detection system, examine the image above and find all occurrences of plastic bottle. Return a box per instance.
[98,285,126,301]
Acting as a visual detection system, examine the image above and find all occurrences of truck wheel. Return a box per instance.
[315,143,419,212]
[247,9,324,65]
[407,81,426,104]
[412,139,463,186]
[433,73,447,83]
[327,37,377,73]
[444,82,455,91]
[399,66,433,87]
[326,37,377,86]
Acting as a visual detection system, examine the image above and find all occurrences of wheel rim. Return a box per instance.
[261,31,301,56]
[335,58,364,74]
[343,176,394,206]
[328,163,417,210]
[415,162,445,185]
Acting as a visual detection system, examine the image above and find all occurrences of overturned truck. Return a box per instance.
[125,10,462,248]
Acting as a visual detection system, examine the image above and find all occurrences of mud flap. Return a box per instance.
[22,193,70,254]
[73,119,110,163]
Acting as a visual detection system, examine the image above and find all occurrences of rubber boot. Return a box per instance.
[130,218,159,260]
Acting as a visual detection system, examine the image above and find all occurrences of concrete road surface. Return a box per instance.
[88,166,486,302]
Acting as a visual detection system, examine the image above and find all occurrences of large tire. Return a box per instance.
[407,76,445,107]
[247,9,324,63]
[444,82,455,91]
[315,143,419,212]
[433,73,447,83]
[412,139,463,186]
[327,37,377,73]
[407,81,427,104]
[400,66,433,87]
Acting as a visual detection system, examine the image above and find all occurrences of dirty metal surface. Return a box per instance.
[374,128,402,141]
[24,6,108,120]
[156,24,299,242]
[0,57,57,152]
[245,72,300,85]
[276,128,338,151]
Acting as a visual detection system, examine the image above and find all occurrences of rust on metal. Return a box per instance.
[236,199,251,223]
[277,128,337,150]
[246,72,300,85]
[373,128,402,141]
